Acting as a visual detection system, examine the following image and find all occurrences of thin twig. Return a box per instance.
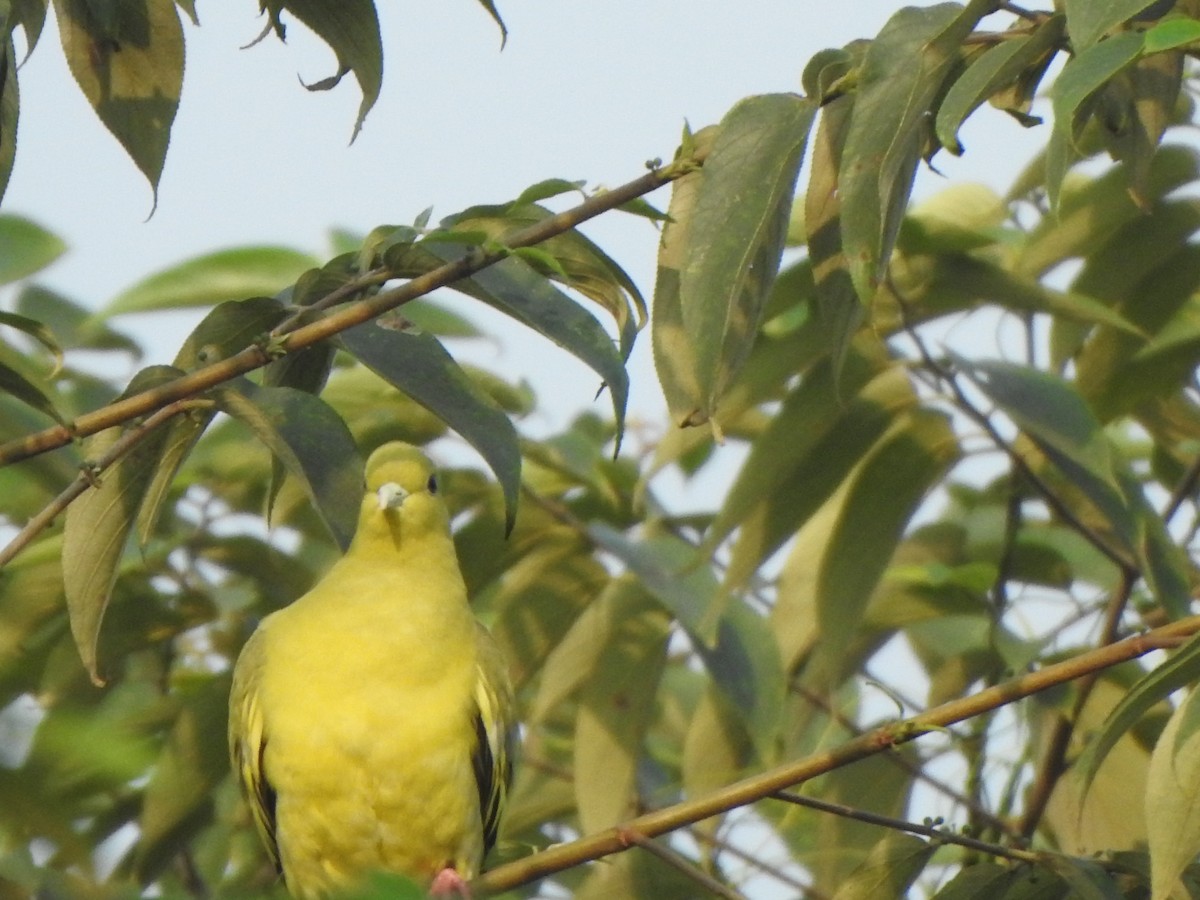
[0,157,701,468]
[617,828,745,900]
[472,614,1200,895]
[1017,567,1136,837]
[771,790,1039,865]
[0,399,207,569]
[793,685,1020,840]
[896,296,1139,576]
[690,825,813,895]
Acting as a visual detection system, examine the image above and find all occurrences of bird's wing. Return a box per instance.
[471,623,515,855]
[229,629,281,872]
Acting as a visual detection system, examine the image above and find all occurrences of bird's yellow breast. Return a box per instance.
[253,551,484,897]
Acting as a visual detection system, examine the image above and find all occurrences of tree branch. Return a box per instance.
[0,158,698,468]
[0,399,210,568]
[472,615,1199,895]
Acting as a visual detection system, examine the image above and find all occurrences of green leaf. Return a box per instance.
[172,295,289,371]
[267,0,382,140]
[935,16,1065,154]
[830,833,934,900]
[337,321,521,532]
[955,357,1137,553]
[1052,31,1145,136]
[1066,0,1161,50]
[54,0,184,203]
[679,93,816,423]
[441,203,646,353]
[0,215,67,285]
[1075,631,1200,797]
[15,285,140,356]
[135,675,230,881]
[0,34,18,209]
[840,1,992,300]
[418,245,631,444]
[573,580,670,834]
[691,594,785,757]
[1143,16,1200,53]
[587,523,720,645]
[103,246,318,317]
[62,365,183,683]
[513,177,585,206]
[1037,855,1124,900]
[0,357,65,426]
[805,91,861,382]
[1147,686,1200,899]
[930,862,1019,898]
[215,379,362,551]
[471,0,506,46]
[653,124,719,427]
[0,310,63,374]
[11,0,49,61]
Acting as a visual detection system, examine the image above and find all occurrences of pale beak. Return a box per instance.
[377,482,408,510]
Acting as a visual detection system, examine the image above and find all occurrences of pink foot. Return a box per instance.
[429,867,471,898]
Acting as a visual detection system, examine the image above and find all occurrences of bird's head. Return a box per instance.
[357,442,449,547]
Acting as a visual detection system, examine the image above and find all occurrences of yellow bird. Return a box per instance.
[228,442,514,898]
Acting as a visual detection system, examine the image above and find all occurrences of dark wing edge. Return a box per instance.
[472,623,516,856]
[229,632,282,874]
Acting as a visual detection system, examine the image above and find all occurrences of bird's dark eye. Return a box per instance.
[427,474,439,494]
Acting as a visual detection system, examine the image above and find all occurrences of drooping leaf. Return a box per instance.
[0,215,66,285]
[62,365,184,683]
[954,357,1137,554]
[0,357,64,426]
[840,1,993,300]
[215,379,362,550]
[587,523,719,644]
[1075,631,1200,797]
[440,203,646,353]
[805,92,861,381]
[102,246,317,317]
[262,0,382,140]
[653,124,718,427]
[416,244,630,443]
[15,286,140,356]
[678,93,816,424]
[1147,686,1200,899]
[54,0,184,202]
[936,17,1065,154]
[337,320,521,531]
[471,0,507,45]
[0,34,17,210]
[0,310,62,374]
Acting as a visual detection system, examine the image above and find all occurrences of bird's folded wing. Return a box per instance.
[472,624,515,855]
[229,631,281,872]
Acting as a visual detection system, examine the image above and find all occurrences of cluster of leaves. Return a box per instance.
[0,0,506,207]
[8,1,1200,899]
